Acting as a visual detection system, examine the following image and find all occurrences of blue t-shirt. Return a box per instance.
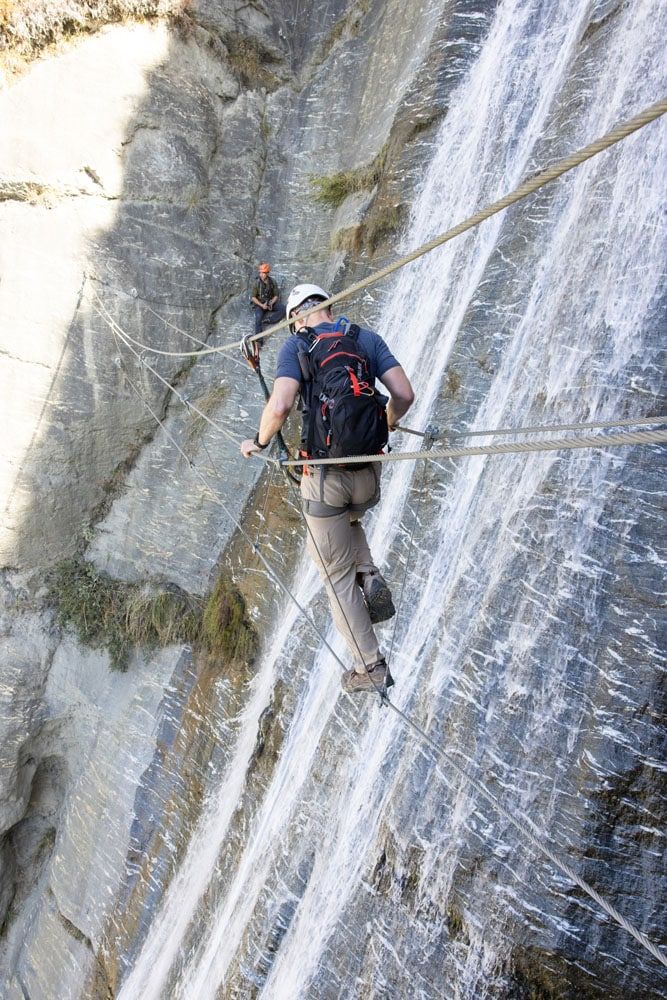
[275,319,399,384]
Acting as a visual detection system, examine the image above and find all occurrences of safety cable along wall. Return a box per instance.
[97,291,667,472]
[278,427,667,467]
[109,96,667,360]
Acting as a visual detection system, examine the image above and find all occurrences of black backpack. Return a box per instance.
[297,323,389,460]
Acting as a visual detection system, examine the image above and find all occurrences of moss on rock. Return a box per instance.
[201,571,257,665]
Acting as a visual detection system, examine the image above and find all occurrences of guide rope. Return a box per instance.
[106,97,666,360]
[278,426,667,468]
[397,413,667,439]
[93,295,243,452]
[95,293,667,471]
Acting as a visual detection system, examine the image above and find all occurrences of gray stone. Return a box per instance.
[1,2,665,998]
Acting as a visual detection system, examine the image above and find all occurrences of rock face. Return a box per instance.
[0,0,665,998]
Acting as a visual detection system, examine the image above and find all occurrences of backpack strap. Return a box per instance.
[295,327,317,376]
[331,316,360,339]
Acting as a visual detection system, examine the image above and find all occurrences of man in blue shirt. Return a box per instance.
[241,284,414,693]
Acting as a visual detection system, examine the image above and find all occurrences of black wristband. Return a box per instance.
[253,433,269,450]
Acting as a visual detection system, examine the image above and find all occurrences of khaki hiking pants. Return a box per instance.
[301,464,381,669]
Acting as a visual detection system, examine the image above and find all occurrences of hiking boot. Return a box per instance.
[341,658,394,694]
[359,571,395,624]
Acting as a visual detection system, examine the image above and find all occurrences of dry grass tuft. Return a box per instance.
[443,368,462,400]
[0,0,191,63]
[311,143,388,209]
[331,202,406,258]
[363,203,405,254]
[201,572,257,664]
[222,31,281,91]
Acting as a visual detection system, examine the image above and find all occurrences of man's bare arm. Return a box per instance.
[240,376,300,457]
[379,365,415,429]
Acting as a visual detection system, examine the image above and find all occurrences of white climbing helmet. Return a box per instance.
[285,283,331,332]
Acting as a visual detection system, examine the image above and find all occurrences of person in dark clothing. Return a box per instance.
[240,283,415,694]
[250,262,286,338]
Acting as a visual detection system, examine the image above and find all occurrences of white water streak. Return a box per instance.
[122,0,666,995]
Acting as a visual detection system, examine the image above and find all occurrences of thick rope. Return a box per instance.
[99,301,667,495]
[104,295,667,472]
[141,299,249,373]
[454,413,667,438]
[398,414,667,440]
[113,97,667,360]
[278,427,667,467]
[93,294,283,469]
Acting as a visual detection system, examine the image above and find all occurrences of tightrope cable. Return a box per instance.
[94,297,248,453]
[141,299,249,373]
[279,427,667,467]
[94,286,667,468]
[399,414,667,440]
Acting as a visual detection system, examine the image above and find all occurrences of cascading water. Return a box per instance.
[117,0,665,996]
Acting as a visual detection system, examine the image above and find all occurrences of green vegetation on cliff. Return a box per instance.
[201,571,257,664]
[48,558,256,671]
[311,144,388,208]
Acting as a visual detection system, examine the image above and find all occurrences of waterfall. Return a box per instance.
[118,0,666,996]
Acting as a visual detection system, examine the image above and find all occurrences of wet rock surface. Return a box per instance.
[1,1,665,998]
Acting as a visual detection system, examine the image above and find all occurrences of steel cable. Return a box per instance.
[278,427,667,467]
[107,97,666,360]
